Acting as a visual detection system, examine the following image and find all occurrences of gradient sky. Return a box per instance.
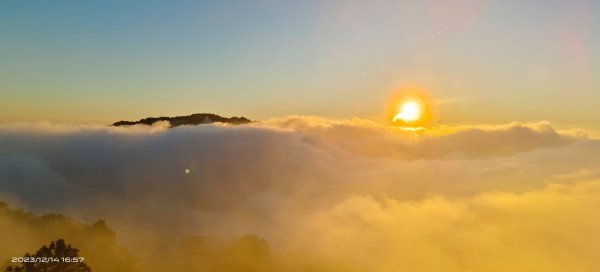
[0,0,598,130]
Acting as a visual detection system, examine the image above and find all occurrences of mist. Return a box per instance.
[1,116,599,271]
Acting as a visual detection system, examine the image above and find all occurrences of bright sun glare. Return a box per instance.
[393,101,421,123]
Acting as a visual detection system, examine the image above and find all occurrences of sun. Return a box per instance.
[393,101,421,123]
[386,86,437,127]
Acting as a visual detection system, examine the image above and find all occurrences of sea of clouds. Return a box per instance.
[1,116,599,271]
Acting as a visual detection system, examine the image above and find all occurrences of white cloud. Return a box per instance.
[0,116,598,271]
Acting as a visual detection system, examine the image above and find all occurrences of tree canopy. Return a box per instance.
[5,239,91,272]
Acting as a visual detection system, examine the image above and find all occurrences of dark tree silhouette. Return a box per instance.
[5,239,91,272]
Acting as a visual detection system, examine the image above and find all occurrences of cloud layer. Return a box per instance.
[1,117,599,271]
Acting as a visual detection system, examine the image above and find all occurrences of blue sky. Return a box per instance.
[1,0,598,130]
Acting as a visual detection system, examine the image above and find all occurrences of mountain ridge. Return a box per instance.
[112,113,252,127]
